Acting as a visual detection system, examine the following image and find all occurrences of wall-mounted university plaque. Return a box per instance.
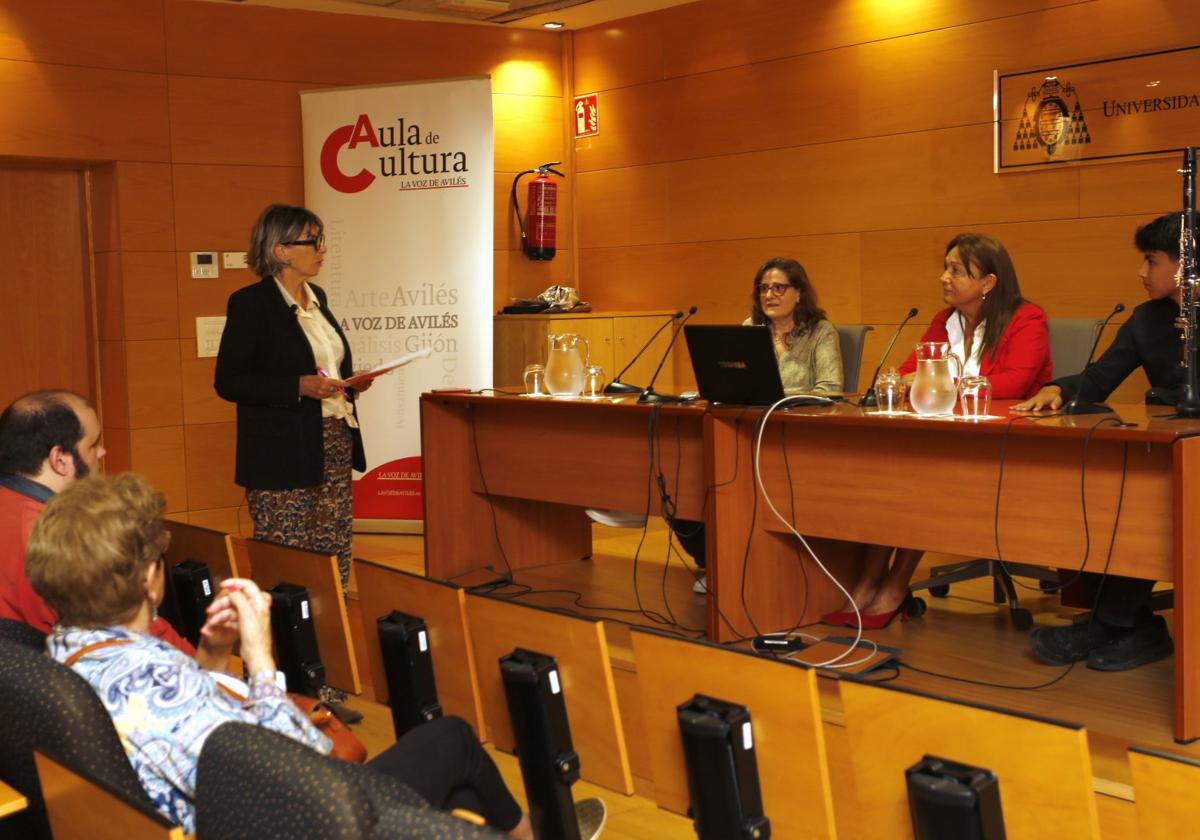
[995,45,1200,172]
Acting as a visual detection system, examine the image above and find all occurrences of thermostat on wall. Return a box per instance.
[190,251,218,279]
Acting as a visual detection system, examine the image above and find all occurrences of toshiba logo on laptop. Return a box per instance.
[718,361,748,369]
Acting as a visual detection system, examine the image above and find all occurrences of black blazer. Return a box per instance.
[215,278,367,490]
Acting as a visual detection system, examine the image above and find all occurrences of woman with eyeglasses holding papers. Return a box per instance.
[215,204,371,588]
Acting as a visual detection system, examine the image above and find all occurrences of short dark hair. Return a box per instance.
[248,203,324,278]
[0,390,87,476]
[748,257,828,333]
[1134,213,1183,261]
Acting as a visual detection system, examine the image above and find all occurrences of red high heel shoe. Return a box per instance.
[858,592,919,630]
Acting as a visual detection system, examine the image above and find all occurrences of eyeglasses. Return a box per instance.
[283,234,325,250]
[756,282,793,297]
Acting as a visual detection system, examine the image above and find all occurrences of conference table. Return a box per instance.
[420,392,1200,741]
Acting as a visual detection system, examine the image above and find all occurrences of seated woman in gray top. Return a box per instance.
[743,257,843,393]
[678,257,842,591]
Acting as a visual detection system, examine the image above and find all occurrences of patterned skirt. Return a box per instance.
[247,417,353,589]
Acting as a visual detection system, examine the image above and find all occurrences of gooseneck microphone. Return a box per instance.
[604,310,685,395]
[858,307,920,407]
[1063,303,1126,415]
[639,306,698,404]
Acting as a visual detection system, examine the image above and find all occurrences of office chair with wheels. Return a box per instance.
[195,721,503,840]
[909,318,1103,630]
[0,637,157,840]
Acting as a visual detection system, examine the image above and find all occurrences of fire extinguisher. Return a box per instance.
[511,161,565,261]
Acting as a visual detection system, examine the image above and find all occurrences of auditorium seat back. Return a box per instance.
[1129,745,1200,838]
[0,617,45,650]
[835,323,874,393]
[195,721,501,839]
[0,637,155,840]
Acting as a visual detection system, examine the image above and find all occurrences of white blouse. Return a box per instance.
[274,279,358,428]
[945,310,985,378]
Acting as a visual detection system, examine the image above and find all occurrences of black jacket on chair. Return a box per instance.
[215,277,367,491]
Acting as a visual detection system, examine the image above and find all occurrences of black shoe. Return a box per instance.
[1030,619,1115,665]
[1086,616,1174,671]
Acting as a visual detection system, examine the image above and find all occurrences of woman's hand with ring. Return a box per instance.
[299,374,347,400]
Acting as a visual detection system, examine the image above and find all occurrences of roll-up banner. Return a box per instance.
[301,76,494,530]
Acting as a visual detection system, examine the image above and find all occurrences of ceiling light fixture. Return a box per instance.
[543,21,565,29]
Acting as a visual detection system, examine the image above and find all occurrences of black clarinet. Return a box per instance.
[1176,146,1200,417]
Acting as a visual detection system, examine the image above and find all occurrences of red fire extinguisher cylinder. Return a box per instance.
[525,173,557,261]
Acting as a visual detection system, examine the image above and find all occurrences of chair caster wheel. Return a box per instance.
[908,597,927,618]
[1011,608,1034,632]
[929,584,950,598]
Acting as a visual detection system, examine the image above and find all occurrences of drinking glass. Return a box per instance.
[523,364,546,396]
[582,365,605,399]
[958,375,992,420]
[875,368,904,412]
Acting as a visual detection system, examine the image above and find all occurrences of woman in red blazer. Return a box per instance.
[823,233,1052,629]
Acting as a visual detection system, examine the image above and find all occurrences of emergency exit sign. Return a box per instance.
[573,94,599,138]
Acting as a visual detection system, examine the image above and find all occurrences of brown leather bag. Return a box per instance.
[288,693,367,763]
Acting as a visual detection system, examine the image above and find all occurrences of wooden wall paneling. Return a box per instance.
[493,93,564,174]
[168,75,308,166]
[125,339,184,428]
[89,165,119,253]
[162,0,561,96]
[579,235,863,323]
[574,1,1193,174]
[171,163,304,252]
[572,9,666,93]
[102,427,132,476]
[114,162,176,252]
[0,166,94,407]
[0,0,167,73]
[98,341,130,430]
[0,60,170,162]
[94,251,124,341]
[176,253,253,339]
[129,426,188,513]
[183,422,241,511]
[677,126,1081,242]
[575,164,673,249]
[180,340,234,426]
[655,0,1089,80]
[121,251,180,340]
[1079,156,1193,219]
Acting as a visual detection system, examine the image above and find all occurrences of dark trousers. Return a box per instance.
[670,518,706,568]
[368,716,521,831]
[1083,572,1157,629]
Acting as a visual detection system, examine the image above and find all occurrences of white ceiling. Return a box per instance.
[211,0,698,29]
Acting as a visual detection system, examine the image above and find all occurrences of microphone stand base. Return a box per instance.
[602,380,643,395]
[857,389,879,408]
[638,390,686,404]
[1063,401,1112,415]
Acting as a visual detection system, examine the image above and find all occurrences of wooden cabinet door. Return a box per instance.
[613,314,675,392]
[493,318,548,387]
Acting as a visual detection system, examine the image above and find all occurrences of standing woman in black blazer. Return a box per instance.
[215,204,370,587]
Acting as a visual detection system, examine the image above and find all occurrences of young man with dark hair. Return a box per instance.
[1013,212,1186,671]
